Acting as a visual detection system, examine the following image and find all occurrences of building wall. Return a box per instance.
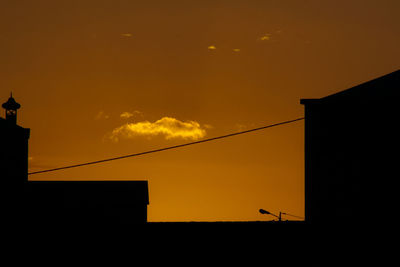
[0,121,30,185]
[303,89,399,224]
[25,181,149,225]
[0,120,30,225]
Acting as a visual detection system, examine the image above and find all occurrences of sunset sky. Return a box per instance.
[1,0,399,222]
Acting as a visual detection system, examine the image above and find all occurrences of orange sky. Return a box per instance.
[1,0,399,222]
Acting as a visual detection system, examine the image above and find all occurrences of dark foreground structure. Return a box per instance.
[4,73,398,263]
[2,70,399,232]
[3,77,397,265]
[301,69,399,225]
[0,94,149,225]
[25,180,149,224]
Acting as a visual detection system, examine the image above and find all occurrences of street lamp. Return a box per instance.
[259,209,282,221]
[259,209,304,221]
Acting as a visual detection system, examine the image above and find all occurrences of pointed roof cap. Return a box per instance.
[2,92,21,110]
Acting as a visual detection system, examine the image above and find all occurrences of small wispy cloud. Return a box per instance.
[260,34,272,41]
[121,33,133,37]
[95,111,110,120]
[120,112,134,119]
[208,45,217,50]
[235,124,247,131]
[120,110,143,119]
[234,123,255,132]
[110,117,207,142]
[28,156,57,171]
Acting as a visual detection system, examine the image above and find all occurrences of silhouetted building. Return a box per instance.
[301,70,400,225]
[1,94,31,221]
[0,94,30,185]
[25,180,149,224]
[1,94,149,224]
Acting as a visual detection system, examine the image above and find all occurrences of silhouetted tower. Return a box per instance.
[2,93,21,125]
[0,93,30,224]
[0,93,30,184]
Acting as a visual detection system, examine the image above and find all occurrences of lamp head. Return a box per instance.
[259,209,270,215]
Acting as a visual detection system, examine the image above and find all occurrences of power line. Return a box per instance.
[282,212,305,220]
[28,117,304,176]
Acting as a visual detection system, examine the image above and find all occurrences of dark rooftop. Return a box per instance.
[301,69,400,105]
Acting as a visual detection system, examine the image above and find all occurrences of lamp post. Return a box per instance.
[259,209,282,221]
[259,209,304,221]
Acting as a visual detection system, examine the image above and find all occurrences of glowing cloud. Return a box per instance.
[110,117,207,141]
[233,48,241,52]
[208,45,217,50]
